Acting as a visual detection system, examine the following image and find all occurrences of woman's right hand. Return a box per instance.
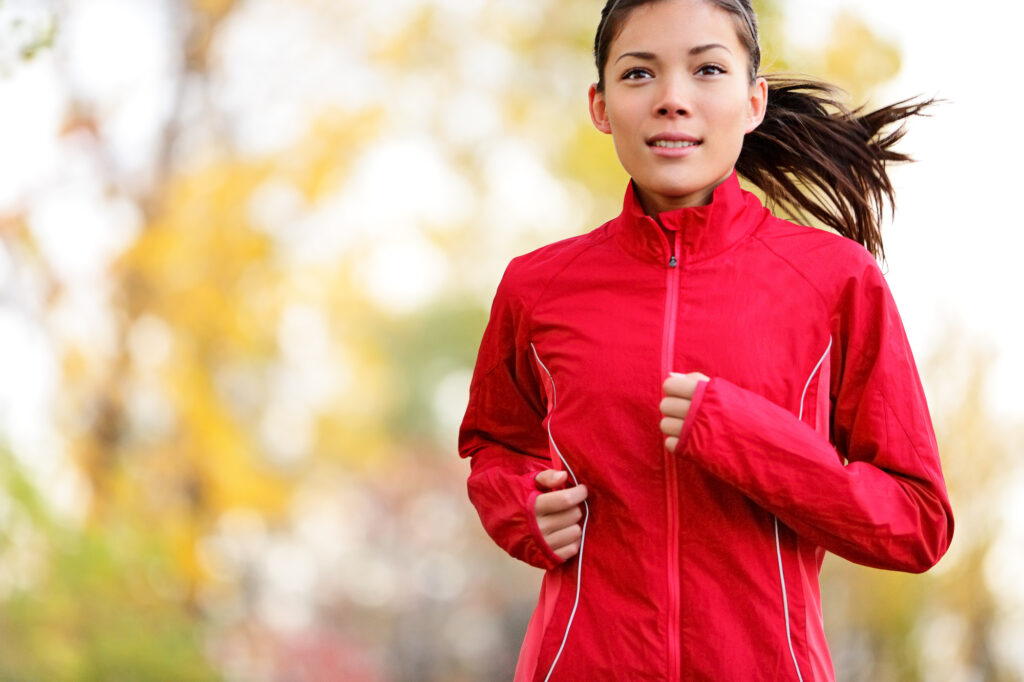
[534,469,588,561]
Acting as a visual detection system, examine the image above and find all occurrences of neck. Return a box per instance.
[633,170,734,216]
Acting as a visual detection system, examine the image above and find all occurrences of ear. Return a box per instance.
[588,83,612,135]
[745,77,768,133]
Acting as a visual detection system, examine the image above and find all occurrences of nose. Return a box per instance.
[655,75,690,117]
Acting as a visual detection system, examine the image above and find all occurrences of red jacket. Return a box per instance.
[458,172,953,681]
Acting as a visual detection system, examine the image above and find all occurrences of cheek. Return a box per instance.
[706,95,753,140]
[608,98,640,127]
[607,105,643,147]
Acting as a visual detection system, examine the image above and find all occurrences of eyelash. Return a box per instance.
[620,64,727,80]
[697,64,726,76]
[622,67,653,80]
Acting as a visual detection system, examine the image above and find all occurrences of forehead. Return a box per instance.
[610,0,745,56]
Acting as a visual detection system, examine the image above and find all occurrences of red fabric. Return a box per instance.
[458,171,953,681]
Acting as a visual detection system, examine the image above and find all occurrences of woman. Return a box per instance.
[458,1,953,679]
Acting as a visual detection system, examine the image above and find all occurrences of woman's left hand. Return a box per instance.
[660,372,710,452]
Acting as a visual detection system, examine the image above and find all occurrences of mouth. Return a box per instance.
[649,140,701,149]
[646,134,702,157]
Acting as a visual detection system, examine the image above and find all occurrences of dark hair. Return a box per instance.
[593,0,935,261]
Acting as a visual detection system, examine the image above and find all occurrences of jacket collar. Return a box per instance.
[610,170,767,266]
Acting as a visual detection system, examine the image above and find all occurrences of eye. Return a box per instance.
[696,64,726,76]
[622,67,653,81]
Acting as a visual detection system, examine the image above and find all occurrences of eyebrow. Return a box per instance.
[613,44,733,64]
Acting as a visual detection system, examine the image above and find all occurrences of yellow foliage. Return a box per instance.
[120,161,275,356]
[559,120,629,221]
[169,360,290,515]
[369,7,436,69]
[284,109,384,201]
[822,12,902,103]
[188,0,235,19]
[24,2,995,678]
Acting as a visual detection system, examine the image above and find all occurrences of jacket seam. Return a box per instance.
[462,358,544,444]
[477,440,550,464]
[522,228,619,337]
[529,342,590,681]
[471,284,533,379]
[752,234,832,309]
[879,389,931,473]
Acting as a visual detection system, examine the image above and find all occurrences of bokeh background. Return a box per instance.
[1,0,1022,680]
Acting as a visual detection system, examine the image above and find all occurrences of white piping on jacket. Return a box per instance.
[775,336,832,682]
[799,338,832,423]
[530,343,590,682]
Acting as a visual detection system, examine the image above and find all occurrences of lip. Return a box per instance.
[646,132,701,144]
[647,132,702,158]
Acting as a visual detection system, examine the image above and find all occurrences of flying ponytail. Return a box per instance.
[594,0,936,261]
[739,77,935,261]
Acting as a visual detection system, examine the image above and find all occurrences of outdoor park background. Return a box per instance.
[1,0,1022,680]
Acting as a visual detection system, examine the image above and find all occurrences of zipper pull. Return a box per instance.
[668,255,677,268]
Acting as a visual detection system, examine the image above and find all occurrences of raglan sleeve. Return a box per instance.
[458,264,564,570]
[675,255,954,572]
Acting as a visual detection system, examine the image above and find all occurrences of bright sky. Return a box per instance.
[785,0,1024,422]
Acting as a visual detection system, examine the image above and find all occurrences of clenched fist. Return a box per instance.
[533,469,588,561]
[660,371,710,452]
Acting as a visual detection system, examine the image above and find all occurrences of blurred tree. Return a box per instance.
[0,1,1016,681]
[0,1,57,72]
[0,448,219,681]
[821,332,1024,681]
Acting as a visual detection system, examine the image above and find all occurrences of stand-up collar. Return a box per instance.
[611,170,768,266]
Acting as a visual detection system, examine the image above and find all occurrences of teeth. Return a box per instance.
[652,140,699,148]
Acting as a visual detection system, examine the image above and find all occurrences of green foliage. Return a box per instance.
[0,2,57,67]
[18,17,56,60]
[0,1,1015,680]
[0,451,220,681]
[372,299,494,445]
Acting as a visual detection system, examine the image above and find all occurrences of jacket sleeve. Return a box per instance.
[676,258,953,573]
[459,267,564,570]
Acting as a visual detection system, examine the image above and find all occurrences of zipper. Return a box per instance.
[661,229,683,680]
